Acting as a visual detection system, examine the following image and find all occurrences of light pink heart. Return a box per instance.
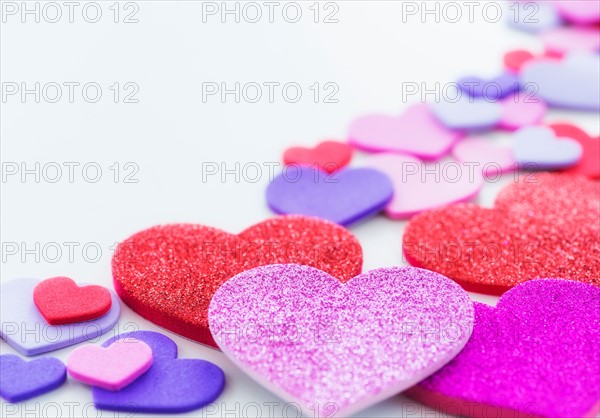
[209,265,474,417]
[452,138,516,178]
[541,27,600,56]
[363,153,483,219]
[499,93,547,130]
[348,104,462,160]
[67,338,153,391]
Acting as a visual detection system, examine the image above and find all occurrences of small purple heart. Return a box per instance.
[521,52,600,111]
[458,72,520,100]
[93,331,225,413]
[0,355,66,402]
[513,126,583,169]
[429,95,502,131]
[266,166,393,226]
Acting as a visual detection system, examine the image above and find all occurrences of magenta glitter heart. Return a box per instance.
[406,279,600,418]
[208,264,474,417]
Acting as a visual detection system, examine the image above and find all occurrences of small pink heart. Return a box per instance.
[348,104,462,160]
[364,153,483,219]
[452,137,516,178]
[67,338,153,391]
[499,93,547,131]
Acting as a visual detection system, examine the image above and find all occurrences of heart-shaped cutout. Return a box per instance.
[67,338,153,390]
[283,140,353,173]
[209,264,474,417]
[403,173,600,294]
[0,355,66,402]
[429,94,503,131]
[452,137,516,178]
[363,153,483,218]
[550,122,600,179]
[112,215,363,348]
[521,52,600,111]
[457,72,520,100]
[513,126,583,169]
[93,331,224,413]
[348,104,462,160]
[553,0,600,25]
[266,166,393,226]
[503,49,558,73]
[1,278,121,356]
[33,276,112,325]
[507,1,561,33]
[499,93,547,130]
[406,279,600,418]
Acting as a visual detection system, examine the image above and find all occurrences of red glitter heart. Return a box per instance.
[283,140,353,173]
[112,215,363,348]
[403,173,600,295]
[550,123,600,179]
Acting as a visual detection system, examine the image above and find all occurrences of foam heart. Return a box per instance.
[540,27,600,56]
[0,355,66,402]
[503,49,559,73]
[429,95,502,131]
[283,140,353,173]
[112,215,363,348]
[266,166,393,226]
[33,276,112,325]
[553,0,600,24]
[363,153,483,219]
[507,1,561,33]
[348,104,461,160]
[452,137,516,178]
[550,123,600,179]
[521,52,600,111]
[403,173,600,294]
[0,278,120,356]
[67,338,153,391]
[406,279,600,418]
[457,73,520,100]
[93,331,224,413]
[209,265,474,417]
[499,93,547,130]
[512,126,582,169]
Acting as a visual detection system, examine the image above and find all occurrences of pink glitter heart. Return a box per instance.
[209,265,474,417]
[406,279,600,418]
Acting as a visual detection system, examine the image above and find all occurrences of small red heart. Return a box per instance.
[550,123,600,179]
[283,141,353,173]
[112,215,363,348]
[403,173,600,295]
[33,277,112,325]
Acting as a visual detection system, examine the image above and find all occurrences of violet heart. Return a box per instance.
[521,52,600,111]
[363,153,483,219]
[266,166,393,226]
[347,104,461,160]
[458,72,520,100]
[0,278,121,356]
[512,126,583,169]
[452,137,516,178]
[0,355,66,402]
[429,94,503,131]
[209,264,474,417]
[93,331,225,413]
[507,1,561,33]
[406,279,600,418]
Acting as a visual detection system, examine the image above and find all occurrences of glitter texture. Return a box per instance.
[208,265,474,417]
[406,279,600,418]
[112,215,362,348]
[403,173,600,294]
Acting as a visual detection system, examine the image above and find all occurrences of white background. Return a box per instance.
[1,1,599,417]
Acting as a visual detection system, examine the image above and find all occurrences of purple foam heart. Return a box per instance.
[507,1,561,33]
[266,166,393,226]
[458,72,520,100]
[93,331,225,413]
[429,94,502,131]
[209,265,475,417]
[512,126,582,169]
[0,278,120,356]
[521,52,600,111]
[406,279,600,418]
[0,355,66,402]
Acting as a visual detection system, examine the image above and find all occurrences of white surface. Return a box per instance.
[1,1,599,417]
